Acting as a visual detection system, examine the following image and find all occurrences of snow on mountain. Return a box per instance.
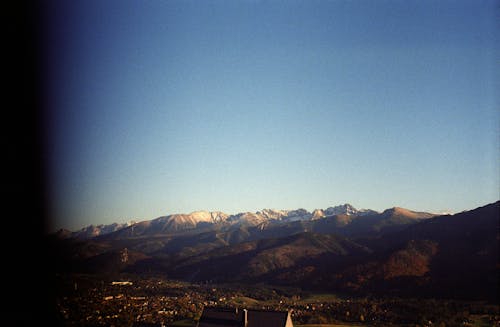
[257,209,287,220]
[311,209,325,220]
[255,208,312,222]
[147,211,231,233]
[313,204,378,219]
[283,208,312,221]
[63,204,381,238]
[324,204,359,216]
[210,211,229,222]
[227,212,268,226]
[70,221,134,239]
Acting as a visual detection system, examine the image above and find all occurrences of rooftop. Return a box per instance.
[198,307,292,327]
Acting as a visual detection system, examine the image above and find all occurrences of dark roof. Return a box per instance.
[246,309,290,327]
[198,307,290,327]
[198,307,241,327]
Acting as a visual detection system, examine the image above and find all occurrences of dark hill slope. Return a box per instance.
[165,232,371,283]
[332,201,499,300]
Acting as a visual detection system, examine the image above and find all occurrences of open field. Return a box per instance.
[298,294,343,304]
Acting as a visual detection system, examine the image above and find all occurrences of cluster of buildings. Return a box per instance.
[55,275,500,326]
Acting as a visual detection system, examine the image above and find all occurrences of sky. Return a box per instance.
[40,0,499,231]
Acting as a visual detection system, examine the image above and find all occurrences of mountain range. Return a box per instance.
[49,201,499,301]
[55,203,414,240]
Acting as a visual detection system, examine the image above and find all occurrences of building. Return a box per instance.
[197,307,293,327]
[111,281,133,286]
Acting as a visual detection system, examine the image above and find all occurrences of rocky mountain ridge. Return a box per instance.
[57,203,388,239]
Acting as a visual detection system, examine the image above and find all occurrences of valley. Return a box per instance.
[48,201,500,326]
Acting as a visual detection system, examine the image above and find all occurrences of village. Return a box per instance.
[54,274,499,326]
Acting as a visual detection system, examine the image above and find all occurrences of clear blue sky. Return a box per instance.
[41,0,499,231]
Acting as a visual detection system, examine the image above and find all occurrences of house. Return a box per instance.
[197,307,293,327]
